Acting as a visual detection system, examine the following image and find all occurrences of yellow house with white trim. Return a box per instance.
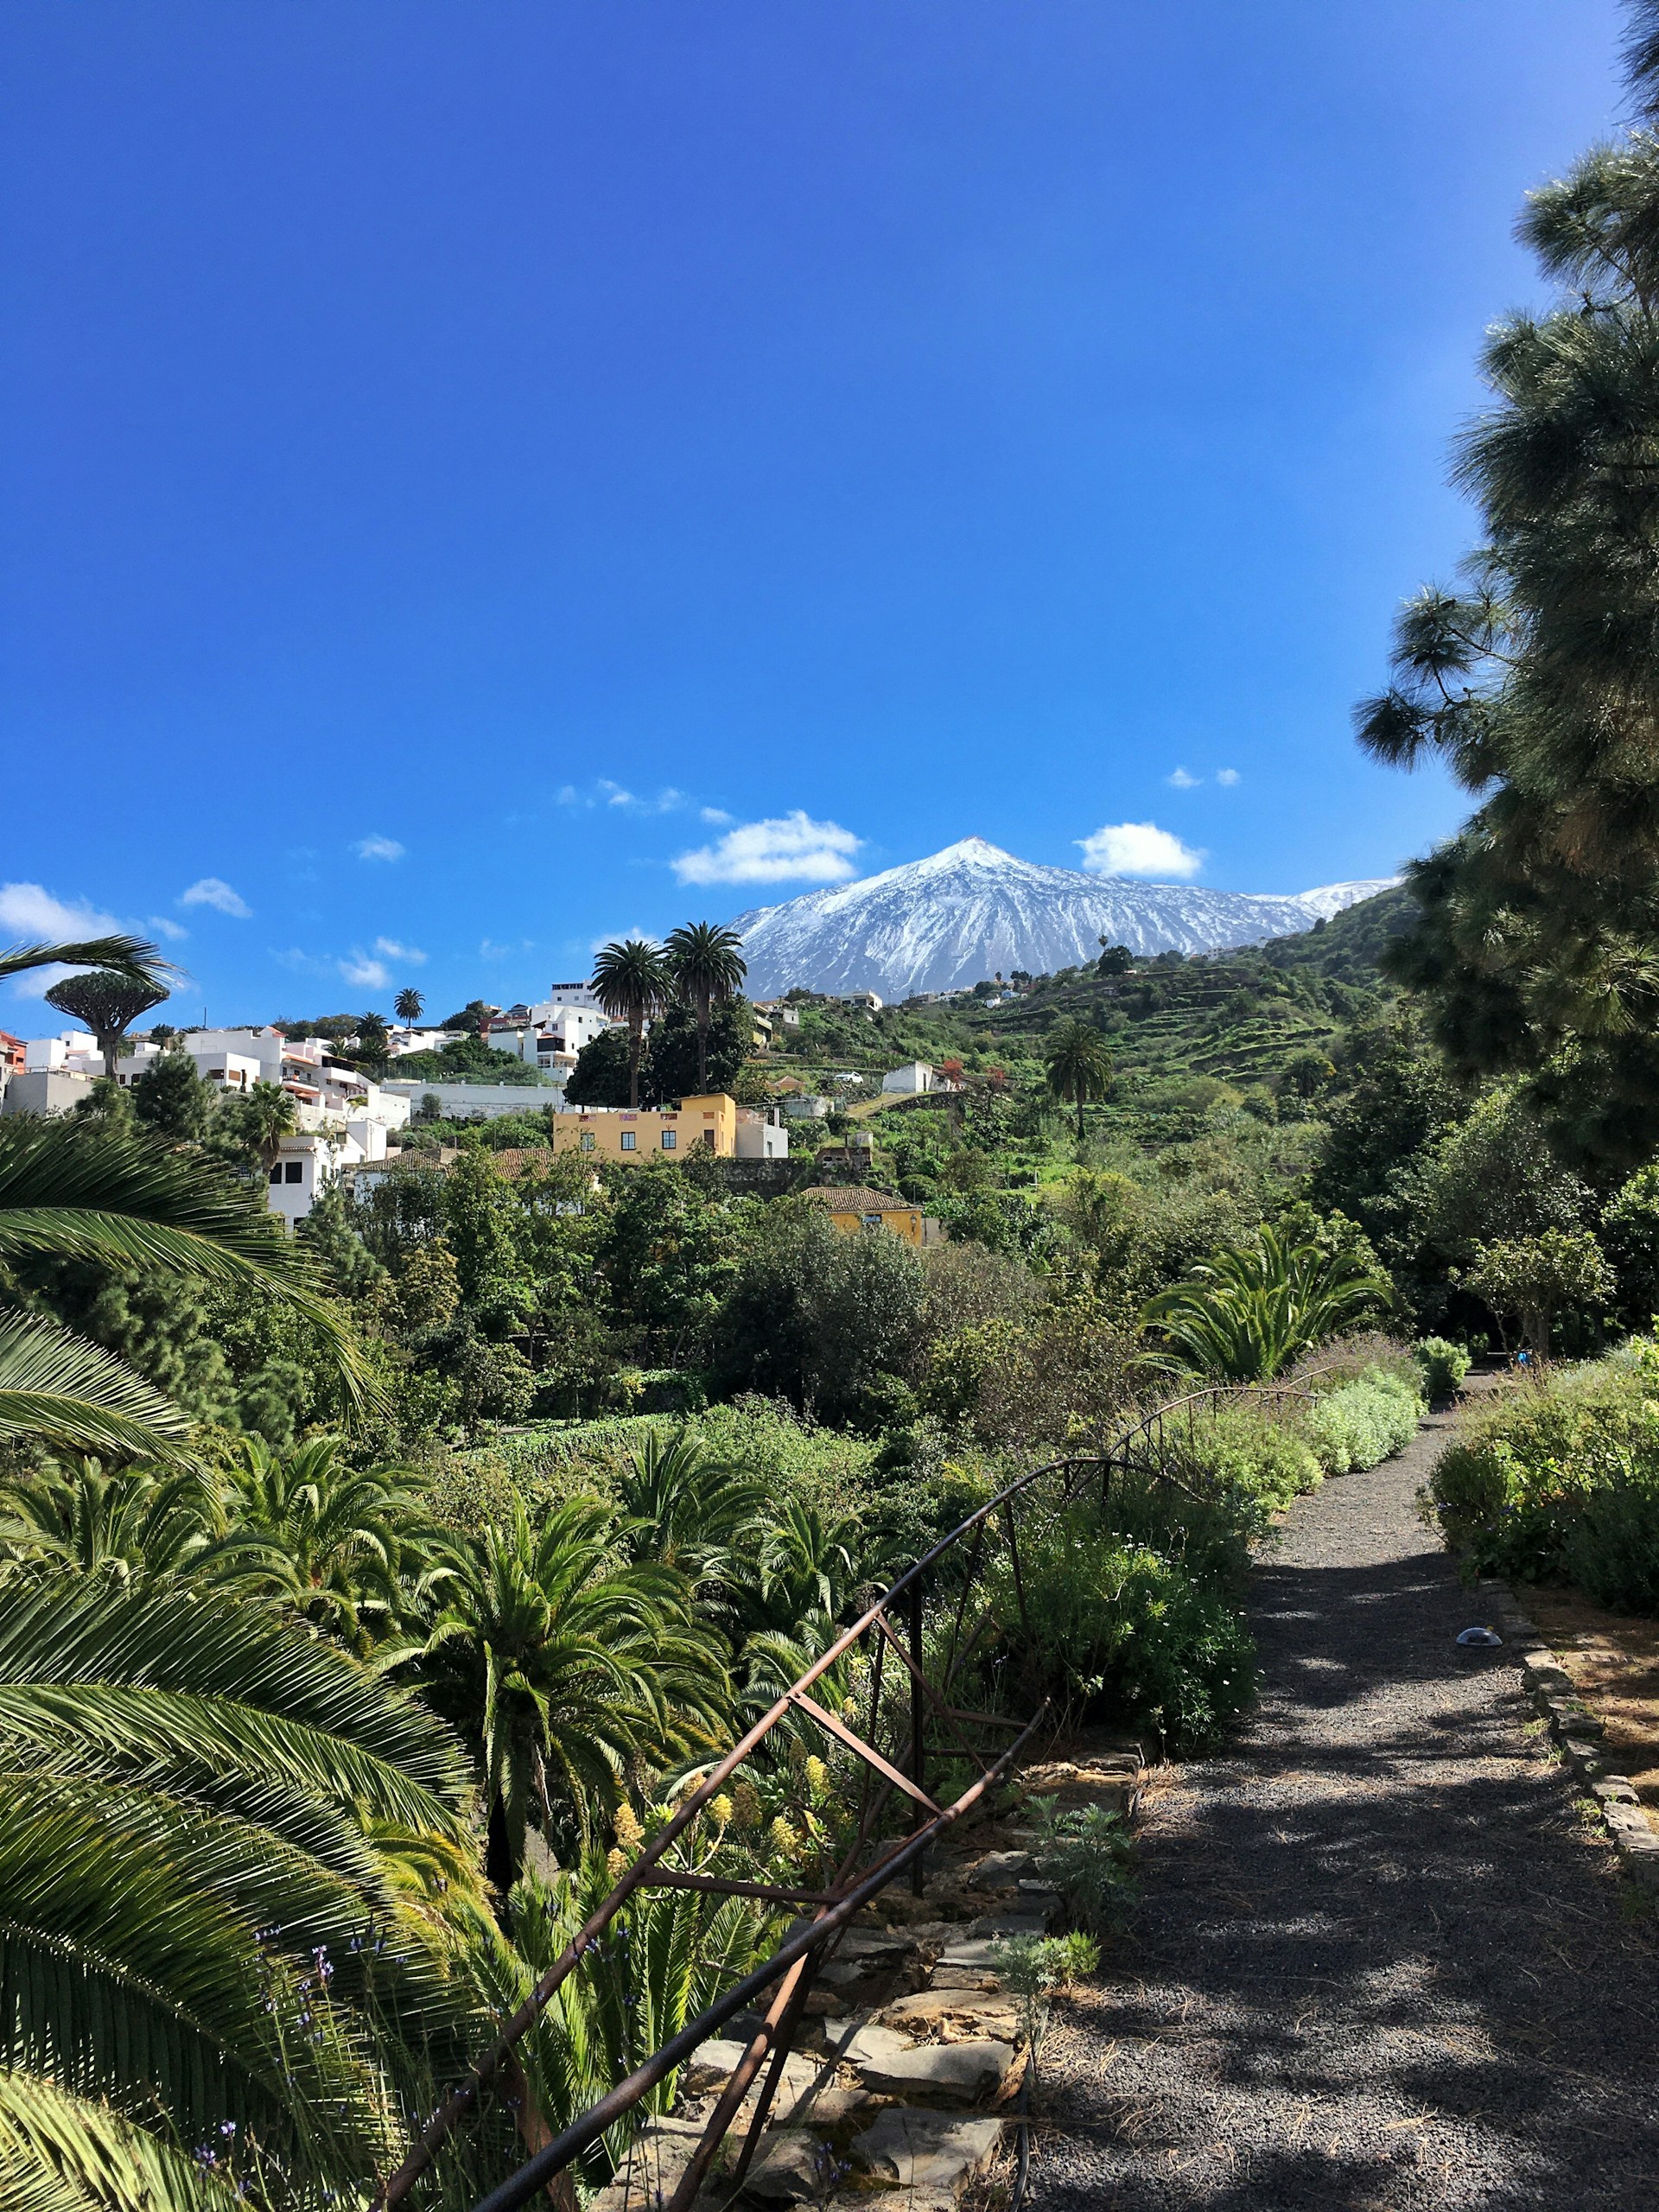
[549,1094,739,1161]
[800,1184,925,1247]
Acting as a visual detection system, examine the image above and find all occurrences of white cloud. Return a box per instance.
[556,785,579,805]
[672,810,862,887]
[597,781,687,816]
[0,882,125,996]
[181,877,252,918]
[1076,822,1204,880]
[1166,766,1202,790]
[147,914,189,942]
[1216,767,1241,787]
[353,834,405,862]
[339,952,391,990]
[372,936,426,964]
[588,928,655,955]
[700,806,734,825]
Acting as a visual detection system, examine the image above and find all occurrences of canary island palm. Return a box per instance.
[0,1569,481,2203]
[201,1434,440,1649]
[1043,1019,1114,1141]
[0,1455,221,1584]
[663,923,747,1096]
[1143,1224,1387,1381]
[614,1427,764,1613]
[414,1497,730,1877]
[591,938,671,1110]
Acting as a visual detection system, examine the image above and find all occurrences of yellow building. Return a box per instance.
[548,1093,739,1161]
[800,1184,925,1247]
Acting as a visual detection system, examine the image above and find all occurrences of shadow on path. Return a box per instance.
[1039,1419,1659,2211]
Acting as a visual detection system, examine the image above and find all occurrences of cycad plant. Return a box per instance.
[0,1568,483,2207]
[1143,1224,1387,1382]
[663,923,747,1096]
[591,938,671,1111]
[411,1497,731,1878]
[488,1853,774,2191]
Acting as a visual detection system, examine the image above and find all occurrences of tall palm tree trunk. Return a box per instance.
[695,988,711,1092]
[628,1017,644,1109]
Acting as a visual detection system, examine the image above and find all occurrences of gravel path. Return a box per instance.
[1038,1411,1659,2211]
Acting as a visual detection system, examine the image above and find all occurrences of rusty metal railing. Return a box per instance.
[382,1380,1282,2212]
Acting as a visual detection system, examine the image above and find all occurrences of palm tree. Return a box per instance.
[395,987,425,1026]
[614,1427,764,1614]
[1044,1018,1114,1141]
[413,1497,730,1878]
[0,1455,221,1583]
[664,923,747,1095]
[204,1433,440,1649]
[0,1114,374,1456]
[591,938,671,1110]
[1142,1224,1387,1381]
[42,969,172,1078]
[230,1075,299,1175]
[0,1567,480,2204]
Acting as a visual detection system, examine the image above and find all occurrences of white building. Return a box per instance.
[488,999,613,1077]
[3,1024,410,1222]
[265,1122,391,1226]
[378,1079,563,1122]
[881,1062,936,1096]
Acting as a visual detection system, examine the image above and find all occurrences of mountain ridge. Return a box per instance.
[730,838,1398,999]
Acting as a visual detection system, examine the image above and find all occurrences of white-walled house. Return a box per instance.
[880,1062,937,1096]
[265,1121,392,1225]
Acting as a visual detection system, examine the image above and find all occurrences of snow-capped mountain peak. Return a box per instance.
[729,840,1397,1000]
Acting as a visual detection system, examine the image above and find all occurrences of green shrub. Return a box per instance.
[1424,1355,1659,1586]
[1182,1402,1323,1514]
[1564,1476,1659,1612]
[1414,1337,1471,1402]
[1300,1366,1421,1473]
[988,1509,1255,1754]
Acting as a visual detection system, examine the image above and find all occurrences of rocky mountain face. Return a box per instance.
[730,838,1396,999]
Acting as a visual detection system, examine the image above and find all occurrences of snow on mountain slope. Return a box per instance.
[729,839,1397,1000]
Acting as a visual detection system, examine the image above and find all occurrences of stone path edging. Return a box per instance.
[1480,1572,1659,1886]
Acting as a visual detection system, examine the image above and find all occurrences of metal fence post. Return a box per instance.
[909,1575,925,1896]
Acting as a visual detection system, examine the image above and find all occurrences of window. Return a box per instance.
[862,1214,882,1231]
[581,1133,595,1152]
[700,1130,715,1149]
[284,1160,303,1185]
[620,1131,636,1151]
[661,1129,677,1150]
[269,1164,283,1185]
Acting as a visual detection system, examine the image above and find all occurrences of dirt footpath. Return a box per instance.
[1037,1411,1659,2211]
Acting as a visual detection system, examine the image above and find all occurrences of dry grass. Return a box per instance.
[1522,1583,1659,1812]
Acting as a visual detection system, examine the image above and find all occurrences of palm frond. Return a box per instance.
[0,2070,241,2212]
[0,1120,378,1418]
[0,938,170,993]
[0,1313,189,1457]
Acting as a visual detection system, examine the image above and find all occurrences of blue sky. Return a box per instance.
[0,1,1629,1025]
